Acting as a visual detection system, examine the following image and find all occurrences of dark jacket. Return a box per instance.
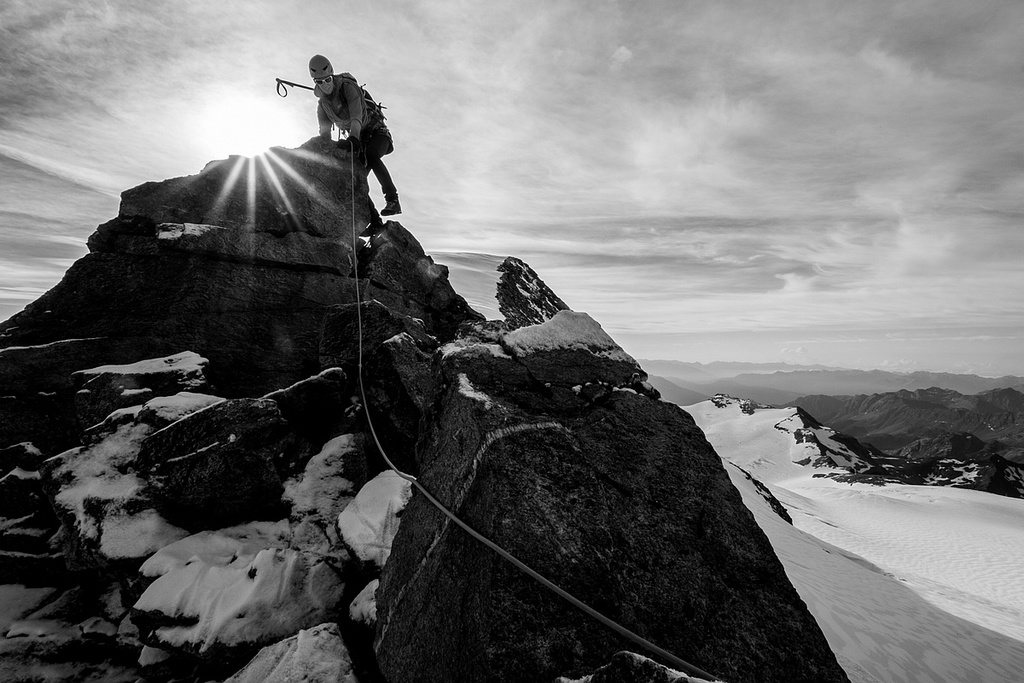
[315,73,372,140]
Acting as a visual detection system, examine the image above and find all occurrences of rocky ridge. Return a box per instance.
[0,140,847,682]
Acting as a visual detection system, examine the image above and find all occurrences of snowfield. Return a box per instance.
[686,398,1024,683]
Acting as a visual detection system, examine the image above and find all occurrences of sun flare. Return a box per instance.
[193,92,310,160]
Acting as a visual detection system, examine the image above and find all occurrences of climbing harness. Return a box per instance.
[346,154,723,683]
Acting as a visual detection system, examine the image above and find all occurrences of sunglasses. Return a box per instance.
[313,76,333,85]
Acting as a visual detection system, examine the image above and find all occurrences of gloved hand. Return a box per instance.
[336,137,361,152]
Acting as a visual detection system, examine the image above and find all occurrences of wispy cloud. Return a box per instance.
[1,0,1022,373]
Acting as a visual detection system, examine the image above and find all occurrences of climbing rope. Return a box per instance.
[346,153,723,683]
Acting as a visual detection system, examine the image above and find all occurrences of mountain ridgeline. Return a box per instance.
[790,387,1024,456]
[640,360,1024,401]
[648,361,1024,470]
[0,139,848,682]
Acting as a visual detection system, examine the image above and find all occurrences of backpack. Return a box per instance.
[338,72,387,128]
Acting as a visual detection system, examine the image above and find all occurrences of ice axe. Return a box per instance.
[275,78,313,97]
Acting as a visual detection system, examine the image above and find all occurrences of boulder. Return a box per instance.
[135,398,294,531]
[496,256,570,329]
[39,425,190,572]
[375,318,848,683]
[222,622,357,683]
[38,393,223,571]
[71,351,211,430]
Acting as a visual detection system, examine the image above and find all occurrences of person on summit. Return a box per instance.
[309,54,401,218]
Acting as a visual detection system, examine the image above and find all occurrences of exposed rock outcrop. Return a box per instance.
[375,314,847,683]
[874,432,1024,497]
[496,255,569,329]
[0,138,479,450]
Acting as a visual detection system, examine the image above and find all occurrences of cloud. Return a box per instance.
[2,0,1023,374]
[610,45,633,71]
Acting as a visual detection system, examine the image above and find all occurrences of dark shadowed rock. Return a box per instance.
[0,441,63,581]
[0,442,45,473]
[135,398,293,530]
[0,345,100,455]
[114,138,374,240]
[496,256,570,329]
[362,333,437,475]
[319,300,439,474]
[376,318,847,683]
[319,300,437,371]
[358,222,484,340]
[0,468,52,521]
[264,368,353,459]
[0,547,67,585]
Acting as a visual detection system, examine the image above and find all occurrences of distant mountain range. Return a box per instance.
[642,359,1024,408]
[691,395,1024,499]
[649,361,1024,466]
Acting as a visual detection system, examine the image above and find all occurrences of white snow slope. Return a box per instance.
[685,397,1024,683]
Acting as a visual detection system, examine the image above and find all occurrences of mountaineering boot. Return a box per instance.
[381,198,402,216]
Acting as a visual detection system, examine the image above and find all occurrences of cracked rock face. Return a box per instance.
[374,314,848,683]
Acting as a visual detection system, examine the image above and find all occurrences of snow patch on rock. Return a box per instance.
[337,471,413,569]
[223,622,356,683]
[283,435,359,518]
[349,579,378,626]
[45,421,189,559]
[457,373,494,409]
[73,351,208,384]
[133,530,344,655]
[502,311,635,363]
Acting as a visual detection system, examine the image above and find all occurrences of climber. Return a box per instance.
[309,54,402,221]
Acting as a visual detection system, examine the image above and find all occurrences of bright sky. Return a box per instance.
[1,0,1022,375]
